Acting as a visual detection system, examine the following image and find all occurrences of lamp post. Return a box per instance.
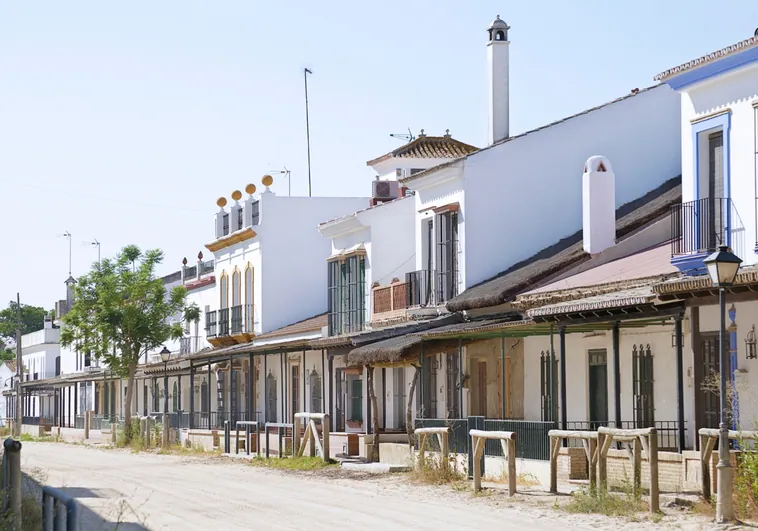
[160,347,171,414]
[703,245,742,523]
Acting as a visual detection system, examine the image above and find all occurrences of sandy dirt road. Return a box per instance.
[20,442,705,530]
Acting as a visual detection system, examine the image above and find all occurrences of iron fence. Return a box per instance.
[191,411,260,430]
[483,419,556,461]
[565,420,682,451]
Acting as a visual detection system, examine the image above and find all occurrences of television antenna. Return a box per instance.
[390,128,415,143]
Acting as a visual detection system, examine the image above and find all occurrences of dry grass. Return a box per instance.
[250,456,336,472]
[157,443,221,457]
[409,453,465,486]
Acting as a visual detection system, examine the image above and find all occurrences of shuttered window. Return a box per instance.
[632,344,655,428]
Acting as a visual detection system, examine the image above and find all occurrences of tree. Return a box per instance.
[0,301,49,344]
[61,245,187,441]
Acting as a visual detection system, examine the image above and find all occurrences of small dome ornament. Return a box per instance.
[262,174,274,187]
[216,197,228,208]
[197,251,203,260]
[231,190,242,201]
[182,257,188,266]
[245,183,256,195]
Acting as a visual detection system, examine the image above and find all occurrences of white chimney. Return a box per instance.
[582,156,616,254]
[487,15,510,145]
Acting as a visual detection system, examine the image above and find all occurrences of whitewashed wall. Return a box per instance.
[680,63,758,265]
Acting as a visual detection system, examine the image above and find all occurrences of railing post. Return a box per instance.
[224,421,230,454]
[4,438,21,528]
[649,429,659,513]
[84,410,90,440]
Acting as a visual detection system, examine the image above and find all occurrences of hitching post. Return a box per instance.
[4,438,22,528]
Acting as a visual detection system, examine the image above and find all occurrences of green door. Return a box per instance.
[588,349,608,429]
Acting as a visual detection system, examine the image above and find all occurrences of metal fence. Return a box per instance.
[565,420,682,451]
[191,411,262,430]
[483,419,555,461]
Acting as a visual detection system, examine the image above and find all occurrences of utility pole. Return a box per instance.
[304,68,313,197]
[14,293,21,437]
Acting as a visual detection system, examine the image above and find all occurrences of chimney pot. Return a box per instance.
[582,156,616,255]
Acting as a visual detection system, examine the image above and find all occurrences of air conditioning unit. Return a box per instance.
[372,180,400,200]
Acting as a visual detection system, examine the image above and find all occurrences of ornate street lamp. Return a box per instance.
[160,347,171,414]
[703,245,742,523]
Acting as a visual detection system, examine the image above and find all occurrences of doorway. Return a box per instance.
[588,349,609,429]
[335,368,345,432]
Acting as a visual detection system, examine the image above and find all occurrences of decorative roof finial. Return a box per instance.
[419,129,426,137]
[197,251,203,260]
[444,129,451,138]
[182,257,188,266]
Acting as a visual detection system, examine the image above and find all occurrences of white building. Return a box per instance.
[653,30,758,439]
[206,175,368,343]
[392,17,681,314]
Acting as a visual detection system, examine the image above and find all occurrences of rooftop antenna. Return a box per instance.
[390,127,415,143]
[267,167,292,196]
[304,68,313,197]
[57,231,72,276]
[83,238,101,266]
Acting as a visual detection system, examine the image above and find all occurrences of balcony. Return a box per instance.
[371,279,409,324]
[206,305,256,347]
[670,197,745,274]
[179,336,208,356]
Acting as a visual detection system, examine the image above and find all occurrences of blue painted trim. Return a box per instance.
[664,45,758,90]
[671,252,709,275]
[690,113,731,248]
[728,305,739,432]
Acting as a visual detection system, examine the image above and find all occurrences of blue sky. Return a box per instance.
[2,1,757,308]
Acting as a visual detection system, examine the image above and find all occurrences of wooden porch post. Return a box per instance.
[500,334,506,420]
[675,314,686,452]
[549,325,557,422]
[559,326,567,431]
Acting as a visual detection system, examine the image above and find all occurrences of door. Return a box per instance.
[476,361,487,417]
[291,364,300,419]
[393,367,406,430]
[588,349,609,429]
[707,132,725,249]
[700,334,721,429]
[335,368,345,432]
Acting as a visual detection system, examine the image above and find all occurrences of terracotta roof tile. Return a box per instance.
[655,35,758,82]
[367,134,477,167]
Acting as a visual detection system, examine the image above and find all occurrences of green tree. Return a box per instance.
[0,300,49,344]
[61,245,187,440]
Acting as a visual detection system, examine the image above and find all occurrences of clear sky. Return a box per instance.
[2,1,757,309]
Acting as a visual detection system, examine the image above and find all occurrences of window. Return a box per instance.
[237,208,244,231]
[310,369,322,413]
[222,213,229,236]
[84,351,91,367]
[231,271,242,334]
[250,200,260,226]
[347,375,363,423]
[220,275,229,309]
[200,378,209,413]
[327,255,366,335]
[420,355,438,418]
[435,211,458,303]
[153,379,159,413]
[540,350,558,421]
[632,344,654,428]
[172,382,178,412]
[266,372,277,422]
[216,371,225,413]
[446,352,461,419]
[291,365,300,416]
[245,267,254,332]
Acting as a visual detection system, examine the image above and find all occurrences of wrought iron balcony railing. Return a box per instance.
[670,197,745,259]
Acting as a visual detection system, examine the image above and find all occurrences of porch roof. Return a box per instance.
[654,265,758,301]
[445,176,681,313]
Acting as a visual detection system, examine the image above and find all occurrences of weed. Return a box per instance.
[565,484,646,517]
[158,443,220,456]
[409,453,465,485]
[250,456,336,471]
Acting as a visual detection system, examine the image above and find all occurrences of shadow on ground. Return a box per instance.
[22,473,149,530]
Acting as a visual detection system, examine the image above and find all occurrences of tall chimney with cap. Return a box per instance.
[487,15,511,145]
[582,156,616,254]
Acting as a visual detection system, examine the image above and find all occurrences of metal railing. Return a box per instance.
[406,269,436,307]
[218,308,230,337]
[372,281,409,316]
[565,420,682,451]
[671,197,745,259]
[180,336,206,355]
[42,485,78,529]
[205,311,217,338]
[483,419,555,461]
[191,411,261,430]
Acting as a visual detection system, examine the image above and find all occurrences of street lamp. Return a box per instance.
[703,245,742,523]
[160,347,171,414]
